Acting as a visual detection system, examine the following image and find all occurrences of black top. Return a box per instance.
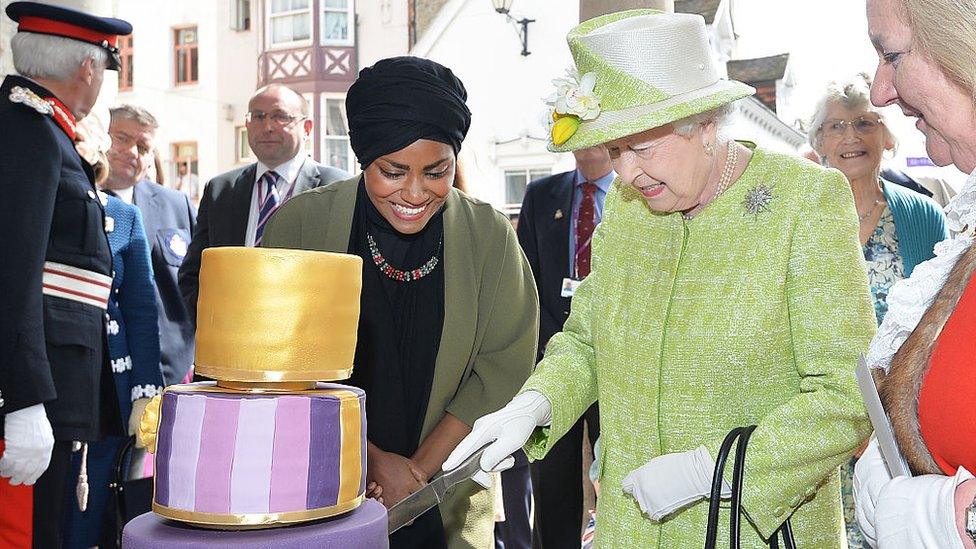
[346,182,447,549]
[0,75,121,441]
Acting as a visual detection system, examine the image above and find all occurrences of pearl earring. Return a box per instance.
[704,143,714,156]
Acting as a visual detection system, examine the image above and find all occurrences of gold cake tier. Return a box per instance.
[194,247,362,382]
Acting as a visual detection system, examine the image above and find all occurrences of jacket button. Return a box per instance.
[774,506,784,517]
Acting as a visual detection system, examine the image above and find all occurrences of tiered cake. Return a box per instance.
[123,247,388,548]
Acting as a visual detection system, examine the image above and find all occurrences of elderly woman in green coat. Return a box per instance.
[446,10,874,548]
[262,57,538,549]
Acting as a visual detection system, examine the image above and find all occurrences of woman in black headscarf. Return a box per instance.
[261,56,538,548]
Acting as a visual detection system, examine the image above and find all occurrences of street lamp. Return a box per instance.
[491,0,534,56]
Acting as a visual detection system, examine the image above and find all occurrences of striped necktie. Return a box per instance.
[254,170,281,246]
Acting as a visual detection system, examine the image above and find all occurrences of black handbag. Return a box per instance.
[109,436,154,547]
[704,426,797,549]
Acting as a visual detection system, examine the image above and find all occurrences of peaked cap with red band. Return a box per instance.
[5,1,132,71]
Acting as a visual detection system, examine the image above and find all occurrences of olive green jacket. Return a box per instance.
[261,176,539,548]
[523,148,876,548]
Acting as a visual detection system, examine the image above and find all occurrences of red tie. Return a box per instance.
[575,183,597,278]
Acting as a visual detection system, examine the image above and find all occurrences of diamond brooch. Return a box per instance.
[743,184,774,216]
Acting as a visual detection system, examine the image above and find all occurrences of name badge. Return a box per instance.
[561,278,581,298]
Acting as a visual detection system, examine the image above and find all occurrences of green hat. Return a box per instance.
[547,9,755,152]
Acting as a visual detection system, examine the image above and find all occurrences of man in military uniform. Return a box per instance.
[0,3,131,547]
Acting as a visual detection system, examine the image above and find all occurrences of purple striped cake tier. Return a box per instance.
[152,382,366,528]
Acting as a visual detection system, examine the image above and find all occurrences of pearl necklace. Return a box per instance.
[858,198,881,222]
[684,140,738,220]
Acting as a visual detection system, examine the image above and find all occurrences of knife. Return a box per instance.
[387,445,488,534]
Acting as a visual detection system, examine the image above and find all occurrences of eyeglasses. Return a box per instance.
[109,132,153,156]
[820,116,883,138]
[245,110,306,127]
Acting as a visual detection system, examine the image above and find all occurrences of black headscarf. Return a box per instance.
[346,56,471,169]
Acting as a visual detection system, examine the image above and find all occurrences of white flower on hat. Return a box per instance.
[546,70,601,121]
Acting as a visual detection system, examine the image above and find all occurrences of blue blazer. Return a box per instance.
[103,196,164,420]
[881,179,949,276]
[516,170,576,361]
[133,181,197,385]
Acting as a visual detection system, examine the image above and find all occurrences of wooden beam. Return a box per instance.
[580,0,674,21]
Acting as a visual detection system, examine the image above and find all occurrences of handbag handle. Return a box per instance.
[111,435,138,547]
[704,426,798,549]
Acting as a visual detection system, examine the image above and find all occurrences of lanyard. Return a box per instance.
[258,172,299,205]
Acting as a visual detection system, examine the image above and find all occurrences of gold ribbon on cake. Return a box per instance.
[138,394,162,453]
[152,494,366,530]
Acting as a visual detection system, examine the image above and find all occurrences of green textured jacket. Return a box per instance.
[261,176,538,548]
[523,147,875,548]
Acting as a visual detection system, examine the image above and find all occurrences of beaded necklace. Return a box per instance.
[367,233,442,282]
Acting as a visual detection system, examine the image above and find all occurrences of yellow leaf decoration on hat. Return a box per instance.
[138,394,162,454]
[551,116,581,146]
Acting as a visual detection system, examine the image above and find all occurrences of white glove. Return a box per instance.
[443,391,552,475]
[0,404,55,486]
[621,446,728,521]
[853,438,891,546]
[871,468,971,549]
[129,398,151,446]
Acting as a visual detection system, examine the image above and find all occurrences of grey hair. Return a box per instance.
[808,77,897,151]
[11,32,108,81]
[110,104,160,130]
[672,102,738,137]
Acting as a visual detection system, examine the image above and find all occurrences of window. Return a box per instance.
[236,127,253,162]
[504,168,551,206]
[231,0,251,31]
[172,142,200,201]
[174,27,198,85]
[321,0,354,45]
[118,35,134,91]
[269,0,311,46]
[321,97,357,174]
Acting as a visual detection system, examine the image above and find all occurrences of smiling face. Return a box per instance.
[816,102,890,183]
[867,0,976,172]
[106,117,156,189]
[362,139,455,234]
[604,123,715,214]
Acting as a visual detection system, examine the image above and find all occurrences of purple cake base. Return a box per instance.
[122,499,388,549]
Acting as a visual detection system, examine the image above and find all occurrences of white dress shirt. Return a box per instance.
[114,186,135,205]
[243,153,308,247]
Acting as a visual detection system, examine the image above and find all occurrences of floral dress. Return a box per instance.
[842,207,906,548]
[863,208,906,325]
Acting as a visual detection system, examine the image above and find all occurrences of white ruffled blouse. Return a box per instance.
[866,169,976,372]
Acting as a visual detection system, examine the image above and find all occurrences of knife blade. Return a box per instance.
[387,445,488,534]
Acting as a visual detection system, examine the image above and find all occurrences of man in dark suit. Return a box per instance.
[515,146,614,548]
[104,105,197,386]
[0,4,131,546]
[178,84,348,321]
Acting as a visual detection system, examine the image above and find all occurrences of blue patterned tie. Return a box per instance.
[254,170,281,246]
